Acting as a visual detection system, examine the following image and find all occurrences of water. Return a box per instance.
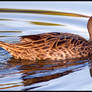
[0,1,92,91]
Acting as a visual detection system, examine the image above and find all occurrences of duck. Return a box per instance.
[0,17,92,62]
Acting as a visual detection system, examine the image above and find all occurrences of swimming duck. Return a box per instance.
[0,17,92,61]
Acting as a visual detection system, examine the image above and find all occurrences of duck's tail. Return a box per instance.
[0,41,36,61]
[0,41,14,52]
[0,41,21,59]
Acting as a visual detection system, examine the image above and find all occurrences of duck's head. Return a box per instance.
[87,16,92,41]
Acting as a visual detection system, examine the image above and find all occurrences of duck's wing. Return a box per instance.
[55,33,88,49]
[17,32,88,49]
[20,34,41,42]
[20,32,61,43]
[12,32,61,48]
[20,32,87,42]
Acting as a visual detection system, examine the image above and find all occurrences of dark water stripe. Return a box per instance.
[0,31,22,33]
[31,21,63,26]
[0,19,13,21]
[0,8,90,18]
[0,36,17,37]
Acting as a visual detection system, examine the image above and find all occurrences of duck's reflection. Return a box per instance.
[7,57,89,90]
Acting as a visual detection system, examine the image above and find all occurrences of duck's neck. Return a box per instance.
[88,27,92,41]
[89,33,92,41]
[87,17,92,41]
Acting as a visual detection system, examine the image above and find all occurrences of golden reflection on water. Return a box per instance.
[30,21,63,26]
[0,19,13,21]
[0,31,22,33]
[0,8,90,18]
[0,18,64,26]
[0,8,90,38]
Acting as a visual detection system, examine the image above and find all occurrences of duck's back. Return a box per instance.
[19,32,89,61]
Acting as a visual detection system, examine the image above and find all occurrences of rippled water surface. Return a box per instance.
[0,1,92,91]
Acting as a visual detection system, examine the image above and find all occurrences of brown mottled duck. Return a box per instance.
[0,17,92,61]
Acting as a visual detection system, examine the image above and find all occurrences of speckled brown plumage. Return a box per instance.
[0,17,92,61]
